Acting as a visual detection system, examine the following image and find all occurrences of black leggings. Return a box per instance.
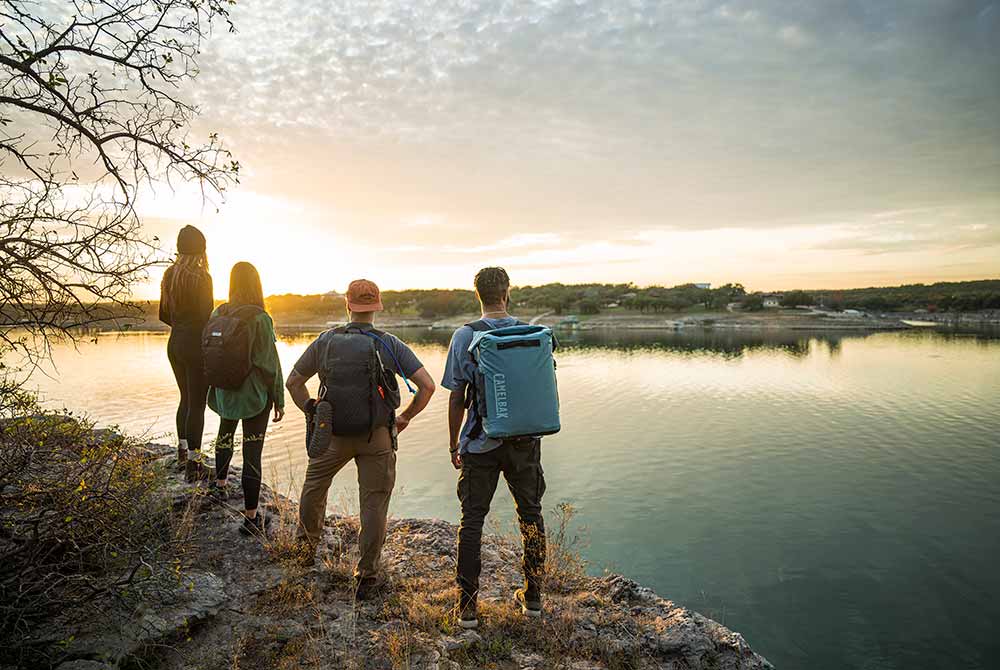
[214,403,271,511]
[167,328,208,452]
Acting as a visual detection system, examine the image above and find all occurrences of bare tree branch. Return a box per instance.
[0,0,239,382]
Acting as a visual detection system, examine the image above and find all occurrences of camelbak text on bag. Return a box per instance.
[468,324,560,439]
[319,326,401,437]
[202,304,263,390]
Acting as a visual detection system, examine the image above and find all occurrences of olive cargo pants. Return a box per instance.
[457,437,546,599]
[297,426,396,580]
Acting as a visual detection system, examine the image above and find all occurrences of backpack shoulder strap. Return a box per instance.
[462,320,494,439]
[465,319,493,332]
[465,318,529,331]
[360,329,417,394]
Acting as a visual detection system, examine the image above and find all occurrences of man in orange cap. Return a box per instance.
[286,279,436,598]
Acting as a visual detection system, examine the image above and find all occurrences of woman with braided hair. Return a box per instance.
[159,225,214,481]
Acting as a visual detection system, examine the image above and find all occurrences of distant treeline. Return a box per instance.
[257,283,750,320]
[104,279,1000,325]
[791,280,1000,312]
[258,280,1000,318]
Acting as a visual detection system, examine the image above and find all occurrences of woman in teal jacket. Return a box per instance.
[207,261,285,536]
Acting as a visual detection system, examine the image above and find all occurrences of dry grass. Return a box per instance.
[382,620,417,669]
[543,502,590,593]
[374,510,651,670]
[381,555,458,637]
[251,578,317,617]
[227,479,373,670]
[261,488,309,563]
[229,628,327,670]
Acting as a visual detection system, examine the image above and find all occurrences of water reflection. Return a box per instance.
[280,326,885,360]
[16,326,1000,670]
[552,328,853,358]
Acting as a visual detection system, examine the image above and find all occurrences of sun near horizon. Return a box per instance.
[133,1,998,300]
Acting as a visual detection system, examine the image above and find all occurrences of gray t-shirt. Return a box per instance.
[441,316,521,454]
[293,323,424,383]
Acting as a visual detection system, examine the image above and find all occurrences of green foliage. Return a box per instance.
[742,293,765,311]
[813,280,1000,313]
[780,290,815,307]
[0,406,190,665]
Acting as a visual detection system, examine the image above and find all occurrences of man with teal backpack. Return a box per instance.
[442,267,560,629]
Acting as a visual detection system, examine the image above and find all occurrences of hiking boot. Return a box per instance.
[458,591,479,629]
[239,513,270,537]
[176,446,188,471]
[515,586,542,618]
[355,577,383,601]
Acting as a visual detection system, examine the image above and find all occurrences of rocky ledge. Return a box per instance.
[32,443,773,670]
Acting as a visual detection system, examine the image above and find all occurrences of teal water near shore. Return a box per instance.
[25,327,1000,670]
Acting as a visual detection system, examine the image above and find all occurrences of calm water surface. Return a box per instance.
[26,327,1000,670]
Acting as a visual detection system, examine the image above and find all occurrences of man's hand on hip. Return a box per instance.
[395,414,411,433]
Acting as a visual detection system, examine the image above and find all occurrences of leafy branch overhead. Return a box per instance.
[0,0,239,369]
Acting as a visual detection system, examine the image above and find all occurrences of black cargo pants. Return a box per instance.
[456,437,546,599]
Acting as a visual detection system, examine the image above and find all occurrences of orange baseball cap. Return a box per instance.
[346,279,383,312]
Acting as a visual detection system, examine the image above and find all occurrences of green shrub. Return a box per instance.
[0,404,190,666]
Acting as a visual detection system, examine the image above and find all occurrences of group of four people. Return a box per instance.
[159,225,547,628]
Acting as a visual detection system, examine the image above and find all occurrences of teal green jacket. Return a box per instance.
[207,308,285,420]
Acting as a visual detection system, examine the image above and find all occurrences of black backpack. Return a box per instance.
[319,326,401,437]
[202,303,263,390]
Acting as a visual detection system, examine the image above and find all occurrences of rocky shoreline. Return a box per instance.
[28,442,774,670]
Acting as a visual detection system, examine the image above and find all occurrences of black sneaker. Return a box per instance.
[515,586,542,618]
[354,577,383,601]
[239,513,270,537]
[458,591,479,629]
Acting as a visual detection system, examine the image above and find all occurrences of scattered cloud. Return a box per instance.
[777,24,812,48]
[137,0,1000,292]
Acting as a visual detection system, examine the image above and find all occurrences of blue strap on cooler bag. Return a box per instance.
[467,324,561,439]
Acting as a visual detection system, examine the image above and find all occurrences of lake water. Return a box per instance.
[24,327,1000,670]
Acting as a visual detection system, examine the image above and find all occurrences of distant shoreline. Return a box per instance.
[107,309,1000,335]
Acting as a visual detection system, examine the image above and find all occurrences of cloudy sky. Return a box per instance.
[143,0,1000,296]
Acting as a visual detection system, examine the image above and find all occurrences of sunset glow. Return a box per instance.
[134,0,999,298]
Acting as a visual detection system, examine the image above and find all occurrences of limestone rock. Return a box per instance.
[15,438,774,670]
[442,630,483,652]
[512,650,546,668]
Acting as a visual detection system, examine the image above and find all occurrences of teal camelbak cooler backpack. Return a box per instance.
[467,322,560,439]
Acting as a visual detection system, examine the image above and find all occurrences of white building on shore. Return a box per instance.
[762,293,783,308]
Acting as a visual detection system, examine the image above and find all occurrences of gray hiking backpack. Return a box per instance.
[317,326,402,438]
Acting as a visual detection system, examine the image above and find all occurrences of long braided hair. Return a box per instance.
[163,251,210,315]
